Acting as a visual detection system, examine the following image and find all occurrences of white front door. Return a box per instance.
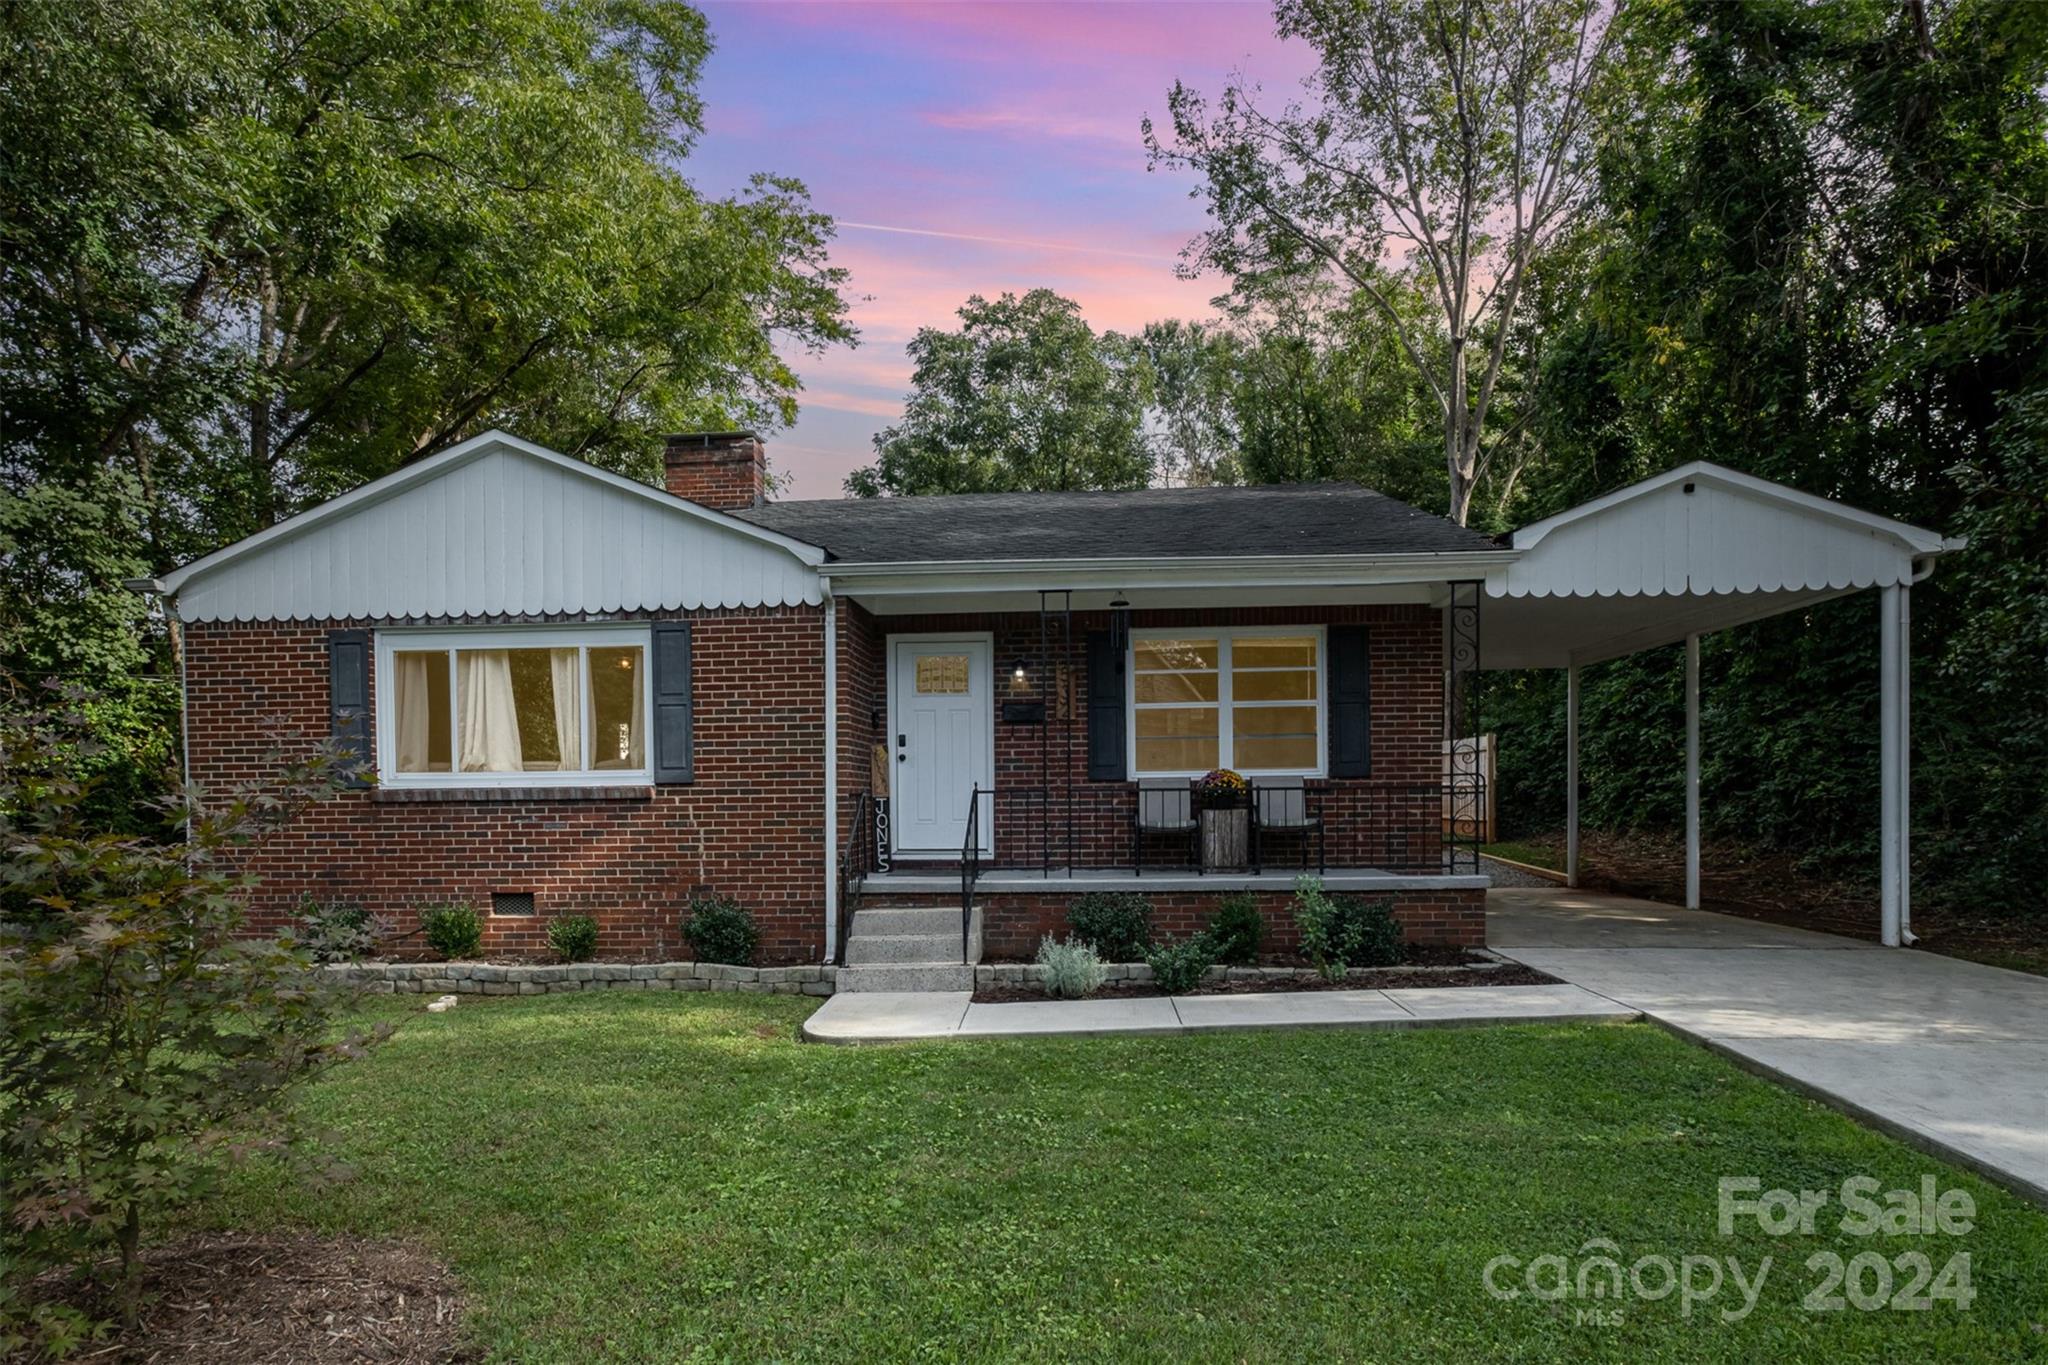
[889,636,993,857]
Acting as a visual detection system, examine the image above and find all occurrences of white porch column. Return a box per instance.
[1565,663,1580,888]
[1880,582,1911,947]
[1685,634,1700,910]
[1901,585,1913,943]
[822,584,840,963]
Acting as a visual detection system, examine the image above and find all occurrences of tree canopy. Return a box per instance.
[1483,0,2048,911]
[0,0,853,816]
[1146,0,1620,523]
[846,290,1152,496]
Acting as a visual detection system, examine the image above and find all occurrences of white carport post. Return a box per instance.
[1685,635,1700,910]
[1880,582,1912,947]
[1565,663,1580,888]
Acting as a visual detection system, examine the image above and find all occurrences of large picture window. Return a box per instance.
[377,627,650,786]
[1129,628,1324,777]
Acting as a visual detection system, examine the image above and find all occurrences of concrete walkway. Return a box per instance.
[1490,886,2048,1205]
[802,981,1635,1045]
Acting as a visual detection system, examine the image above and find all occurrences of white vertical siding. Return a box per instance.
[1495,476,1917,600]
[173,445,822,622]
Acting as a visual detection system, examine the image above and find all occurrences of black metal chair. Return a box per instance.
[1131,778,1199,874]
[1251,777,1325,875]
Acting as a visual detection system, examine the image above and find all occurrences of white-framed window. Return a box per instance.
[1127,626,1326,778]
[375,625,653,788]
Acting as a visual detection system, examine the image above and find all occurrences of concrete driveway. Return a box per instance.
[1490,886,2048,1205]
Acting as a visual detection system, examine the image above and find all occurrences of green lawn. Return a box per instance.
[208,994,2048,1362]
[1483,840,1565,872]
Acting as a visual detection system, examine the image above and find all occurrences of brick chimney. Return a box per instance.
[663,431,766,511]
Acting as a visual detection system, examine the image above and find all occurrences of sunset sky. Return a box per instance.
[688,1,1307,497]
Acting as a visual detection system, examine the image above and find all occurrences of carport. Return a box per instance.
[1478,462,1961,947]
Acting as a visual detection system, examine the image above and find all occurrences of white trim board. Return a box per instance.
[1126,625,1329,780]
[373,622,655,791]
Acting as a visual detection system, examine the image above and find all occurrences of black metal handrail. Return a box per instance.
[940,778,1485,879]
[958,785,983,963]
[835,790,873,967]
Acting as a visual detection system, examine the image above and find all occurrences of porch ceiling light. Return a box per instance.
[1109,594,1131,658]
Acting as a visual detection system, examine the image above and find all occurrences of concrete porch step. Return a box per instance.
[835,962,977,993]
[845,930,977,965]
[852,904,974,936]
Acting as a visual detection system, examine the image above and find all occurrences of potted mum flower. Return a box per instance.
[1193,768,1250,869]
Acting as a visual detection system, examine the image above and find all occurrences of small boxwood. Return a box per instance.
[1145,935,1216,995]
[1205,893,1264,966]
[1066,891,1151,961]
[421,903,483,960]
[547,914,600,963]
[683,895,758,966]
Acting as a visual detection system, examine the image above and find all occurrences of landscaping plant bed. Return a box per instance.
[972,959,1559,1004]
[23,1233,471,1364]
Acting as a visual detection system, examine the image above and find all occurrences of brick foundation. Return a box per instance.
[864,887,1487,959]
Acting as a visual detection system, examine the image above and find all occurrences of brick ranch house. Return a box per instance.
[146,429,1954,981]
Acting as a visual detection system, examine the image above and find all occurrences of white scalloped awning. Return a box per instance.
[159,431,826,622]
[1482,462,1958,668]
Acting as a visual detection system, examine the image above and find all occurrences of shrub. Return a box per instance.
[1292,876,1402,980]
[1066,891,1151,961]
[1036,934,1107,999]
[296,898,387,964]
[547,914,600,963]
[683,895,758,965]
[1145,934,1217,994]
[1347,896,1404,968]
[1206,893,1264,965]
[0,687,384,1347]
[421,903,483,960]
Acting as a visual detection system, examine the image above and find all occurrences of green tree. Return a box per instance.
[847,290,1153,496]
[0,690,383,1349]
[1490,0,2048,912]
[1137,319,1239,486]
[1147,0,1623,523]
[1218,270,1444,509]
[0,0,852,819]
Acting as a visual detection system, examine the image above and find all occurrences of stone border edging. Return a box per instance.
[320,961,835,997]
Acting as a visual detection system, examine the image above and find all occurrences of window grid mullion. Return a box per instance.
[1220,637,1234,770]
[446,647,459,775]
[579,644,593,777]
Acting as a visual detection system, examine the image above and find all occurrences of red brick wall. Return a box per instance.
[663,434,765,511]
[185,607,827,963]
[838,604,1448,870]
[837,598,885,875]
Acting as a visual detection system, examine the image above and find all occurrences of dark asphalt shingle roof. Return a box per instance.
[732,483,1503,563]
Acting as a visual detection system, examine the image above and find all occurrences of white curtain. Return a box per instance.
[550,648,583,771]
[626,646,645,767]
[395,653,434,771]
[458,651,523,772]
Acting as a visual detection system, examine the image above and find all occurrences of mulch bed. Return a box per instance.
[27,1233,471,1364]
[971,957,1559,1004]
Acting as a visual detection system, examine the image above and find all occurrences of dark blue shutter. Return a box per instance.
[1327,625,1371,778]
[1085,630,1126,781]
[327,629,371,786]
[651,622,694,784]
